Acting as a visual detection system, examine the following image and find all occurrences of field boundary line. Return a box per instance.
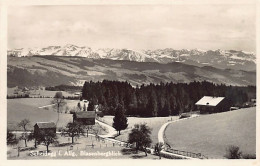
[158,114,202,159]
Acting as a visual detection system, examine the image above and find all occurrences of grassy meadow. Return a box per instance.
[164,107,256,158]
[8,98,81,130]
[7,134,160,160]
[100,116,179,144]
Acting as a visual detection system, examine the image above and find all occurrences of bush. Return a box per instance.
[242,153,256,159]
[57,127,64,132]
[179,113,191,119]
[224,145,242,159]
[160,152,184,159]
[69,110,76,114]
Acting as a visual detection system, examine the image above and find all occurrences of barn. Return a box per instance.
[195,96,230,114]
[34,122,56,136]
[73,111,96,125]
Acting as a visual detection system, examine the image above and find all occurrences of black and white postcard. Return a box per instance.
[0,0,258,165]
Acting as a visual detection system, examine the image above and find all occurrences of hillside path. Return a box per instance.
[95,119,117,138]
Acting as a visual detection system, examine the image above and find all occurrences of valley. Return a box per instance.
[7,56,256,88]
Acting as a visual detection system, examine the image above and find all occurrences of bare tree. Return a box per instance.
[38,130,58,153]
[62,121,84,144]
[154,142,164,159]
[85,125,92,137]
[93,127,100,141]
[52,92,66,126]
[17,119,30,147]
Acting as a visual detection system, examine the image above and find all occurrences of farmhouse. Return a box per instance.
[34,122,56,136]
[73,111,96,125]
[195,96,230,114]
[22,87,29,92]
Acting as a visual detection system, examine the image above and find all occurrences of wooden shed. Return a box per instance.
[73,111,96,125]
[195,96,230,114]
[34,122,56,136]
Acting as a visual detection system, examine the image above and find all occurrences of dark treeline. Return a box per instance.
[7,94,30,99]
[45,84,82,91]
[82,80,256,117]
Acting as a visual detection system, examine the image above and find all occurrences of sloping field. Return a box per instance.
[7,99,73,130]
[164,107,256,158]
[7,88,75,97]
[7,98,53,107]
[100,116,179,143]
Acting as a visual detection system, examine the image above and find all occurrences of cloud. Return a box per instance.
[8,5,255,52]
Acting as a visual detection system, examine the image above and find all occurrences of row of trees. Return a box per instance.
[45,84,82,91]
[8,118,161,158]
[7,119,88,154]
[82,80,256,117]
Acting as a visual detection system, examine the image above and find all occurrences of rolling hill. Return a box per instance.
[164,107,256,158]
[7,56,256,87]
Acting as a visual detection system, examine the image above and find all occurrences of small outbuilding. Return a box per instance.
[22,87,29,92]
[195,96,230,114]
[34,122,56,136]
[73,111,96,125]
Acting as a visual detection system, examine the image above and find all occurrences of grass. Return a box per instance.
[7,134,161,159]
[8,99,92,131]
[7,100,73,130]
[30,90,75,97]
[7,87,77,97]
[7,98,53,107]
[100,116,179,144]
[164,107,256,159]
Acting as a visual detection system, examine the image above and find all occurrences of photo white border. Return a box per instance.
[0,0,259,166]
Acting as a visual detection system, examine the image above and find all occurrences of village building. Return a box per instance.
[251,99,256,106]
[34,122,56,136]
[73,111,96,125]
[22,87,29,92]
[195,96,230,114]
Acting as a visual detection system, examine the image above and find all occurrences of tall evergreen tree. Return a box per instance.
[81,80,256,117]
[77,102,82,111]
[113,104,128,135]
[161,100,171,117]
[87,100,95,111]
[146,93,158,117]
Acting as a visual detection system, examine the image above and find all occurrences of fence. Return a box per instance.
[165,148,208,159]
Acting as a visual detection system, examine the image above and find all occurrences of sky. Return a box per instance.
[8,4,256,52]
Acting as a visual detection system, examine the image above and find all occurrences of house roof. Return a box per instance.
[74,111,96,119]
[195,96,225,106]
[34,122,56,129]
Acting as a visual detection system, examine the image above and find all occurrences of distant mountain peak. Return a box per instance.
[7,44,256,71]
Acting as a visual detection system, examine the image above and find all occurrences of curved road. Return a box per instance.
[157,114,200,159]
[158,114,200,144]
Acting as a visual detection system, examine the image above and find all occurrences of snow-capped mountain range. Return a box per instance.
[8,44,256,71]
